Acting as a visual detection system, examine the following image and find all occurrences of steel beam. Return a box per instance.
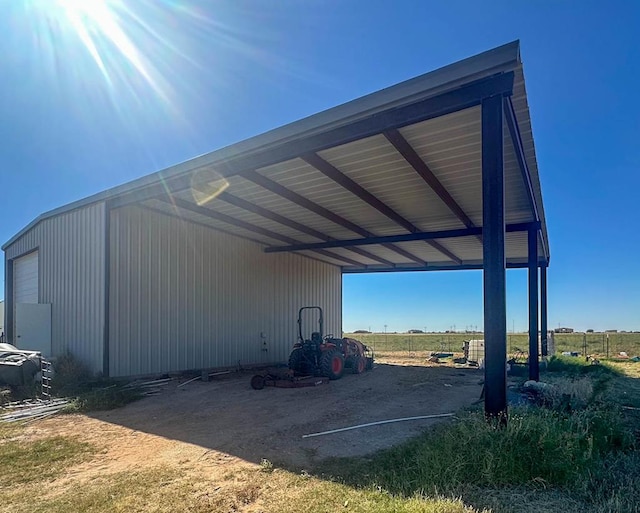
[481,94,507,423]
[342,261,532,273]
[504,97,539,222]
[103,201,112,377]
[384,129,477,230]
[302,153,462,264]
[224,72,514,179]
[540,265,548,357]
[164,197,365,267]
[112,73,514,210]
[243,171,427,265]
[139,203,274,247]
[5,259,13,344]
[264,222,538,253]
[139,203,356,270]
[217,191,395,266]
[504,96,549,263]
[528,228,540,380]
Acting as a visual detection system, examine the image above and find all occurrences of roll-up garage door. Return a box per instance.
[14,251,39,303]
[13,251,51,355]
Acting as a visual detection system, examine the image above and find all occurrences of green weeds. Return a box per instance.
[0,435,93,486]
[51,352,141,413]
[320,406,631,496]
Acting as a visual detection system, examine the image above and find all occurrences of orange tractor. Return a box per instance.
[288,306,373,380]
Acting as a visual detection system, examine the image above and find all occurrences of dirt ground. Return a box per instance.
[23,358,483,478]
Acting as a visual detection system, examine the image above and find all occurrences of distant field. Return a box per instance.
[345,332,640,358]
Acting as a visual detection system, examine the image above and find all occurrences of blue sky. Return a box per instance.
[1,0,638,332]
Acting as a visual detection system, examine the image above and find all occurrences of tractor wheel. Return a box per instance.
[351,356,366,374]
[319,350,344,380]
[250,375,265,390]
[288,348,306,374]
[365,356,374,371]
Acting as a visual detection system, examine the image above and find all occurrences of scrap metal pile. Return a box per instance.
[0,343,42,387]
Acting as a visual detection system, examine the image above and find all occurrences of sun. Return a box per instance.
[19,0,176,109]
[54,0,168,101]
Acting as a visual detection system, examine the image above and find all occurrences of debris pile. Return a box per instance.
[123,377,171,396]
[0,398,69,423]
[1,377,173,424]
[0,343,42,387]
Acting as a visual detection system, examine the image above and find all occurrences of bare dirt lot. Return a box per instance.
[23,359,483,479]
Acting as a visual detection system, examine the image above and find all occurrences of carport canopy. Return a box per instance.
[101,41,549,273]
[6,40,549,420]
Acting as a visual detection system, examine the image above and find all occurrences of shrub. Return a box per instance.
[51,352,94,394]
[50,351,142,412]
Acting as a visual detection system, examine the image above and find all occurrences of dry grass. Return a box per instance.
[0,460,485,513]
[0,432,93,487]
[2,356,640,513]
[349,332,640,359]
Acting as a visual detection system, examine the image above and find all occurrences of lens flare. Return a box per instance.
[58,0,168,101]
[43,0,172,104]
[190,169,230,206]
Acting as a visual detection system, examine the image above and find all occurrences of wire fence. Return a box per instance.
[346,332,640,359]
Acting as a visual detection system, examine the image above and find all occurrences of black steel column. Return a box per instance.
[481,94,507,421]
[528,228,539,381]
[540,266,548,357]
[5,259,13,344]
[103,201,112,378]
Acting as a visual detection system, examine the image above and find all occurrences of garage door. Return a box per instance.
[14,251,39,304]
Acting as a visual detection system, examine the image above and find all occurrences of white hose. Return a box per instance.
[302,412,455,438]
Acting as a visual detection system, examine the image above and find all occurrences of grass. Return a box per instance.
[0,352,142,413]
[318,407,630,493]
[0,434,93,486]
[348,332,640,359]
[1,352,640,512]
[61,386,142,413]
[1,464,485,513]
[50,352,142,413]
[310,358,639,513]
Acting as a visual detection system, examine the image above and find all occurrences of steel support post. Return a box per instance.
[5,259,13,344]
[540,266,548,357]
[103,201,112,378]
[481,94,507,422]
[528,229,540,381]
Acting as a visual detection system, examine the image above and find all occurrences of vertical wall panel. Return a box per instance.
[109,206,342,377]
[4,203,106,371]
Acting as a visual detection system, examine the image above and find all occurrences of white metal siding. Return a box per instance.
[14,251,39,303]
[109,205,342,377]
[4,203,106,371]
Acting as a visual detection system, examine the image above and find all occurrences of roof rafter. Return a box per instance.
[217,191,395,266]
[301,152,463,264]
[383,129,477,230]
[163,197,365,268]
[104,73,515,213]
[242,170,428,266]
[503,96,548,261]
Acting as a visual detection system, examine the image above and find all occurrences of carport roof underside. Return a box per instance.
[5,40,549,272]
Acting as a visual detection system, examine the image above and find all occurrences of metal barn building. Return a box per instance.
[3,41,549,416]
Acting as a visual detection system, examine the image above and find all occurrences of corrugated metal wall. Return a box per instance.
[109,205,342,377]
[4,203,106,371]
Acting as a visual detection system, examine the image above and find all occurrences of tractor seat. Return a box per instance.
[311,332,322,344]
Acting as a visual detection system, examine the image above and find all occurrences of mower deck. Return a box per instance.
[250,371,329,390]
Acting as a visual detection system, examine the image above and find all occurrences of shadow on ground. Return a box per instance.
[85,363,483,468]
